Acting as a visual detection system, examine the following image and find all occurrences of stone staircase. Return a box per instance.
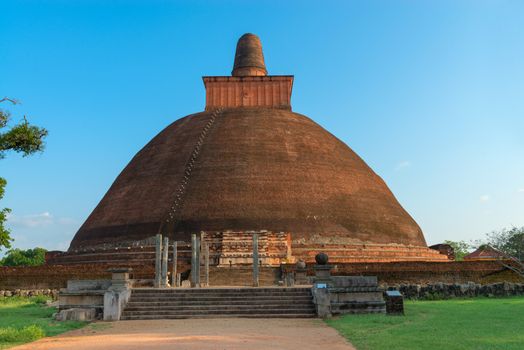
[120,287,316,320]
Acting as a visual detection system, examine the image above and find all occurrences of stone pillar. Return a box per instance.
[295,260,308,285]
[313,252,333,287]
[104,268,133,321]
[154,234,162,288]
[204,243,210,287]
[191,233,197,287]
[195,233,201,288]
[171,241,178,287]
[161,236,169,287]
[253,233,259,287]
[311,286,331,319]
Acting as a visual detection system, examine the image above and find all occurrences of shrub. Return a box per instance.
[0,247,47,266]
[0,324,45,342]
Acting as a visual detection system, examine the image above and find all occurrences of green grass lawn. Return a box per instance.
[326,297,524,350]
[0,296,87,349]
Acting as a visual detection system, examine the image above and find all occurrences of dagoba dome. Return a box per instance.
[68,34,446,263]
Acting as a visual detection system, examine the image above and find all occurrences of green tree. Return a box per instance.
[484,226,524,261]
[0,247,47,266]
[0,97,48,250]
[443,240,471,261]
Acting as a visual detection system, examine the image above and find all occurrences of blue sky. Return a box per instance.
[1,0,523,252]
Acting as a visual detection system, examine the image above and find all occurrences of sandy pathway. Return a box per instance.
[12,318,354,350]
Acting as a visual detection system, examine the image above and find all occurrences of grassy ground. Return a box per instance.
[0,296,87,349]
[326,297,524,350]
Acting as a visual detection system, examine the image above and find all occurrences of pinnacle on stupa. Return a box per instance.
[232,33,267,76]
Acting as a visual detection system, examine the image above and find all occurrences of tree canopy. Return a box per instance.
[483,226,524,261]
[0,97,48,250]
[0,247,47,266]
[443,240,471,261]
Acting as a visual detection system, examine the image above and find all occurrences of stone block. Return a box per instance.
[384,290,404,315]
[332,276,378,288]
[66,280,111,291]
[55,308,97,321]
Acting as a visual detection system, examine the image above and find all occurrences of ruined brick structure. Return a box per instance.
[55,33,448,269]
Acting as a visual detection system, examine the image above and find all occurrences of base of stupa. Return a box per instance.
[49,230,449,266]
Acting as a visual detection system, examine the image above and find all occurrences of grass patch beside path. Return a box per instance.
[326,297,524,350]
[0,296,87,349]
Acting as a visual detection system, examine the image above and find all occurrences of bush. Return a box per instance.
[0,295,51,306]
[0,324,45,343]
[0,247,47,266]
[31,295,50,305]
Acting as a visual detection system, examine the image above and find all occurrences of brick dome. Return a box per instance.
[67,33,445,265]
[70,107,426,250]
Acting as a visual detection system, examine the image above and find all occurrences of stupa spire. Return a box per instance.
[232,33,267,76]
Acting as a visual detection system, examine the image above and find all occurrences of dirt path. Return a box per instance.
[12,318,355,350]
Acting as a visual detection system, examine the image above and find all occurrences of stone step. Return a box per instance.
[121,313,315,320]
[131,288,309,293]
[129,293,311,299]
[127,297,313,304]
[129,293,311,298]
[122,308,315,317]
[126,299,313,307]
[130,290,310,296]
[124,305,315,312]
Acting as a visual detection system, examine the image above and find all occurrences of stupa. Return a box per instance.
[65,33,447,264]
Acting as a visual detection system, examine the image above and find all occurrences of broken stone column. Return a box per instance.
[161,236,169,287]
[154,234,162,288]
[295,260,308,285]
[196,233,201,287]
[204,243,210,287]
[253,233,259,287]
[172,241,178,287]
[191,233,197,288]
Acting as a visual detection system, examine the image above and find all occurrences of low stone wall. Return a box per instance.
[0,289,59,299]
[329,260,524,285]
[385,282,524,299]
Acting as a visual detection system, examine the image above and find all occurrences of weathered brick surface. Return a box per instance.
[2,260,522,290]
[0,265,152,290]
[330,261,524,284]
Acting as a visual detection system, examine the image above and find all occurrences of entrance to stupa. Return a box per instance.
[152,231,294,288]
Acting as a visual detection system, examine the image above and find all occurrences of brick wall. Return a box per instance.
[1,260,522,290]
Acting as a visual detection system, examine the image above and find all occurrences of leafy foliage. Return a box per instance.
[0,247,47,266]
[443,240,471,261]
[484,226,524,261]
[0,97,48,251]
[0,118,48,158]
[0,178,12,250]
[0,324,45,343]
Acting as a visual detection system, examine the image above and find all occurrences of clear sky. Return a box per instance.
[1,0,523,253]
